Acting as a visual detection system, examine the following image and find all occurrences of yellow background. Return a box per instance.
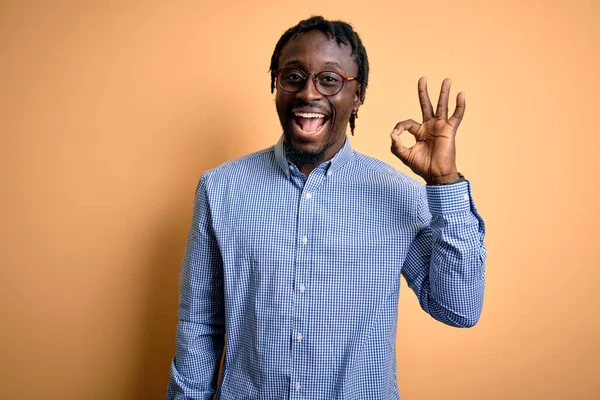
[1,1,599,399]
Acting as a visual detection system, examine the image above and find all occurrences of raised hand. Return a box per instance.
[390,77,464,185]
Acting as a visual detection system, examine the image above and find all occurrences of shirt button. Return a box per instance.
[305,192,312,199]
[327,171,332,177]
[289,165,294,170]
[302,236,308,245]
[297,333,303,342]
[299,284,305,293]
[463,194,469,201]
[295,382,301,392]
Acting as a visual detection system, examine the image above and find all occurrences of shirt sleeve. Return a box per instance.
[167,173,225,399]
[401,179,487,327]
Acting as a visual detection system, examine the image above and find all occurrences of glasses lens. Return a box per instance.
[277,69,345,95]
[316,72,343,96]
[278,68,306,92]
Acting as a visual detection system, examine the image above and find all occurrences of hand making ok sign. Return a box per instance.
[390,77,465,185]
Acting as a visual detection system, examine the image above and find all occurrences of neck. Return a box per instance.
[283,140,328,176]
[298,164,317,177]
[283,136,347,177]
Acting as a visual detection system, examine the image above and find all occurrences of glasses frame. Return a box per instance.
[274,68,356,96]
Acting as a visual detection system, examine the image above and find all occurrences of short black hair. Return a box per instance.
[269,16,369,135]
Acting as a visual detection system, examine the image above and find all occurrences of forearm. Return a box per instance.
[168,322,224,400]
[168,276,225,399]
[424,203,485,326]
[404,180,486,327]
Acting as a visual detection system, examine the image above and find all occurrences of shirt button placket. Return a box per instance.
[293,180,320,398]
[293,190,310,398]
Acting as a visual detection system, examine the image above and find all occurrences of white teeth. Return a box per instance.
[294,112,326,118]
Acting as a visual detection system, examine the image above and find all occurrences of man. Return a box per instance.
[168,16,486,400]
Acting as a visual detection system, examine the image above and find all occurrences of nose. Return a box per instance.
[296,75,323,102]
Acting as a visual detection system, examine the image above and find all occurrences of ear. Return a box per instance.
[353,84,362,111]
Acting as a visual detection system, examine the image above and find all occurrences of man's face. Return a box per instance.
[275,30,361,166]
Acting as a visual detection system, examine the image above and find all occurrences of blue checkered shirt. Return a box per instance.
[167,137,486,399]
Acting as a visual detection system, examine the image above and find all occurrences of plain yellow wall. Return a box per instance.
[1,1,599,399]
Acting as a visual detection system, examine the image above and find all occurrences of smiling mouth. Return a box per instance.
[292,112,329,135]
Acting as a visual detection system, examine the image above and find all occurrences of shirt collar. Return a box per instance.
[274,135,354,178]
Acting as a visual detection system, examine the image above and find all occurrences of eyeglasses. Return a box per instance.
[274,68,356,96]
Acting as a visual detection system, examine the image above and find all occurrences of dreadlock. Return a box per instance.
[269,16,369,135]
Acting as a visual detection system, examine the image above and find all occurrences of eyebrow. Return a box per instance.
[284,60,344,70]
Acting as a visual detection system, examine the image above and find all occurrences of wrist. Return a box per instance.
[426,172,463,186]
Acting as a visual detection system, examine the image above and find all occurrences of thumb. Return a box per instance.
[390,132,411,164]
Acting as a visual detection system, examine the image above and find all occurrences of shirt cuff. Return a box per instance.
[425,180,472,214]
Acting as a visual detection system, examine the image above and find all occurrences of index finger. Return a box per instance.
[418,77,433,121]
